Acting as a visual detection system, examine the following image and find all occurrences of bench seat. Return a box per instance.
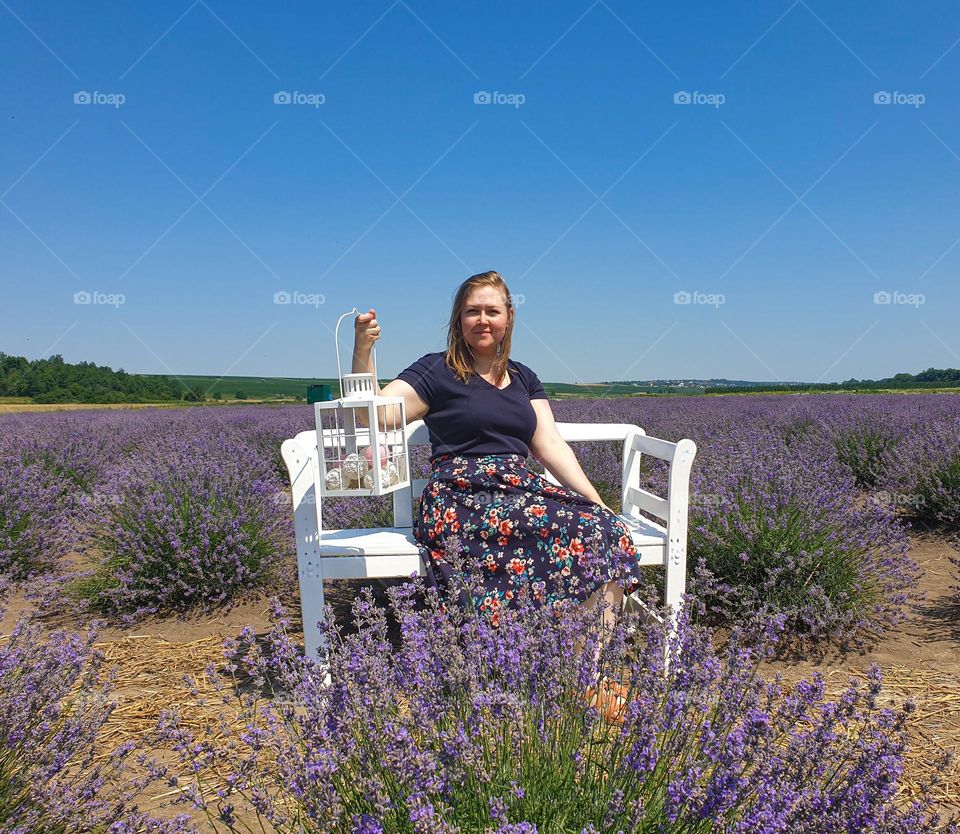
[312,513,669,577]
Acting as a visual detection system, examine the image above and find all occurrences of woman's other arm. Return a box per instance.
[528,399,610,512]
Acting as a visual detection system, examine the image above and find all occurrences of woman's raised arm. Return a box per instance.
[351,308,428,429]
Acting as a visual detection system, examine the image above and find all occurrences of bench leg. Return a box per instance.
[619,556,684,675]
[300,574,332,686]
[663,550,686,674]
[621,590,661,625]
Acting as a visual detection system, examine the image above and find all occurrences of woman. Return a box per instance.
[352,271,637,718]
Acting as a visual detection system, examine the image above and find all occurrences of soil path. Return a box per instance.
[762,529,960,817]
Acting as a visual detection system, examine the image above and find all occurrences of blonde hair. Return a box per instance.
[445,271,516,385]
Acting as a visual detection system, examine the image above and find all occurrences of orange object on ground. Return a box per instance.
[583,677,630,725]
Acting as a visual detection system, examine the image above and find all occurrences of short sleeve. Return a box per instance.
[395,353,437,407]
[524,364,548,400]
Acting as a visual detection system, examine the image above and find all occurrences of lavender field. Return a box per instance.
[1,394,959,832]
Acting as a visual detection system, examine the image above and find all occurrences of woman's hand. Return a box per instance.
[594,499,613,515]
[354,308,381,354]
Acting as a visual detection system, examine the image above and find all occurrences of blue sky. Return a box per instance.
[2,1,959,384]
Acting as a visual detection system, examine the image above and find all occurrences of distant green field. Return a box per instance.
[146,375,333,400]
[146,375,699,400]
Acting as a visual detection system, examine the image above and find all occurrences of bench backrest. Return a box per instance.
[281,421,696,543]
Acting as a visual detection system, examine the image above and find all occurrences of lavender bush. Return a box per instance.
[0,581,195,833]
[20,417,128,493]
[686,430,917,645]
[72,434,292,618]
[3,393,959,639]
[907,417,960,528]
[918,452,960,525]
[153,552,955,834]
[0,454,65,578]
[830,419,904,490]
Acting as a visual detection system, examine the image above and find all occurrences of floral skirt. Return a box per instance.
[413,452,641,623]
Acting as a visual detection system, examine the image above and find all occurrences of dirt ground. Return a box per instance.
[3,531,959,827]
[761,529,960,816]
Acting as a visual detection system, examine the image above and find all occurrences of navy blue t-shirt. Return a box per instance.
[396,352,548,461]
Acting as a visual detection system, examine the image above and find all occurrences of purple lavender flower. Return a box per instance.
[0,590,197,832]
[73,432,292,617]
[686,426,917,646]
[150,562,955,834]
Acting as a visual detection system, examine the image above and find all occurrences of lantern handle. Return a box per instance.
[334,307,378,400]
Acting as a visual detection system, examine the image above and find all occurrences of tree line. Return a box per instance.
[5,350,956,403]
[0,353,195,403]
[705,368,960,394]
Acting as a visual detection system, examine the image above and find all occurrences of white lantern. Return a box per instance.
[315,309,411,497]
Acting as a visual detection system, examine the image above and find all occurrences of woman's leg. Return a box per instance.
[578,580,630,722]
[580,579,624,677]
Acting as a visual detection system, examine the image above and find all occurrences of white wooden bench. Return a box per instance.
[281,421,697,663]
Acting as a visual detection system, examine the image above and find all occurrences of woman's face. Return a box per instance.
[460,286,511,359]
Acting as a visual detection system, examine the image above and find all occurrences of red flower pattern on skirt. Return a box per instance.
[413,452,642,618]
